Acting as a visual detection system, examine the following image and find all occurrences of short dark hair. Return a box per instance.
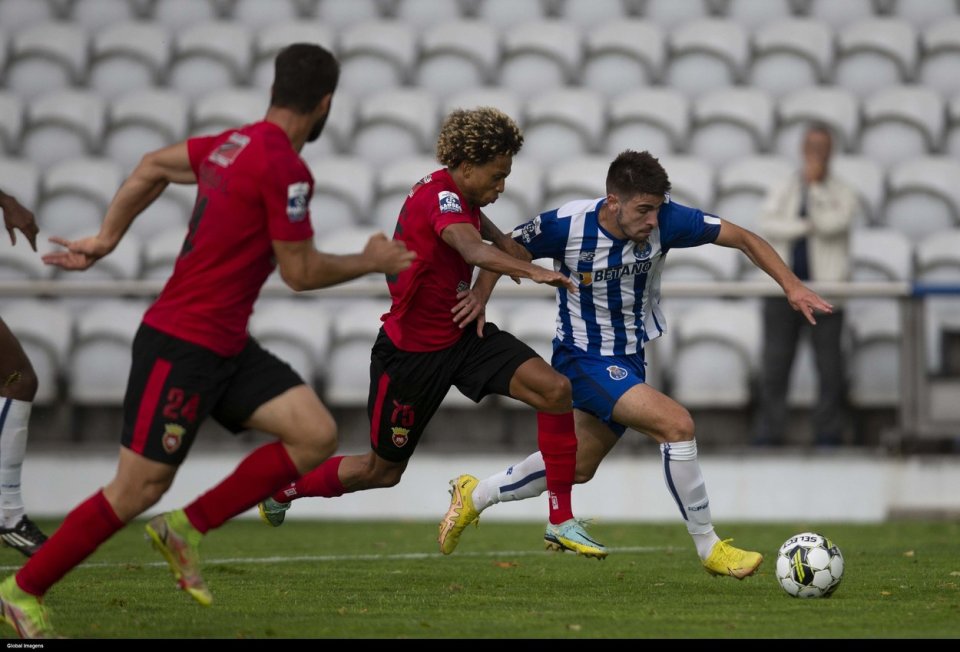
[436,107,523,168]
[606,150,672,199]
[271,43,339,114]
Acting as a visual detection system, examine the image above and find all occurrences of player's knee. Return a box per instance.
[663,410,695,443]
[574,466,596,484]
[357,455,405,488]
[539,374,573,413]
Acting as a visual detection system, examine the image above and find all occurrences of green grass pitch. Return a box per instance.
[1,520,957,639]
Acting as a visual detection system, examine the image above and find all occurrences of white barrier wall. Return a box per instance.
[21,451,960,522]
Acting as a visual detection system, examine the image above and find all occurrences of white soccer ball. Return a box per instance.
[775,532,844,598]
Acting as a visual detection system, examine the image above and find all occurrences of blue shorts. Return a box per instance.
[551,340,646,437]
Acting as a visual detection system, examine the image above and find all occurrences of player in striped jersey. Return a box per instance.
[440,151,832,579]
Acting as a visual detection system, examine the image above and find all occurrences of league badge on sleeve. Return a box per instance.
[438,190,463,214]
[287,182,309,222]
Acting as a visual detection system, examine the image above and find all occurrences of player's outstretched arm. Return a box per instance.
[273,233,415,292]
[42,142,196,271]
[0,188,39,251]
[714,219,833,325]
[441,223,574,292]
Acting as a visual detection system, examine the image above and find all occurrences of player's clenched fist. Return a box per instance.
[364,232,416,275]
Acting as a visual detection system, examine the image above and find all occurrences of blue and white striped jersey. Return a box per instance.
[512,196,721,356]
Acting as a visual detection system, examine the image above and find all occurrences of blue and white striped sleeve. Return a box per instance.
[659,200,722,250]
[510,209,570,260]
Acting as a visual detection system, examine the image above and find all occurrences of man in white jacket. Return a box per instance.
[755,122,857,446]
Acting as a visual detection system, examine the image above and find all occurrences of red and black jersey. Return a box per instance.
[382,168,479,352]
[143,121,314,356]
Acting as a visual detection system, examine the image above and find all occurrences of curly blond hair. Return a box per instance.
[435,107,523,168]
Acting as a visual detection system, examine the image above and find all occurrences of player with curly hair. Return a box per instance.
[258,108,606,559]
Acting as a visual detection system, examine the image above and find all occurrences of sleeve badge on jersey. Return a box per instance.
[287,182,310,222]
[438,190,463,214]
[704,213,722,226]
[514,215,542,244]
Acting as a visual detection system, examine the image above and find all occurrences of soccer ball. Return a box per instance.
[775,532,844,598]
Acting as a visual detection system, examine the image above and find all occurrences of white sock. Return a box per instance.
[660,439,720,560]
[472,452,548,512]
[0,398,31,529]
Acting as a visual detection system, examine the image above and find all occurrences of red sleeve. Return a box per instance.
[186,135,220,176]
[430,187,475,237]
[262,151,315,242]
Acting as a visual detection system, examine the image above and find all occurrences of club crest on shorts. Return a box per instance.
[162,423,186,454]
[391,427,410,448]
[607,365,628,381]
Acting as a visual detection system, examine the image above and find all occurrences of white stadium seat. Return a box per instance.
[919,18,960,98]
[543,156,609,209]
[68,0,141,31]
[521,88,606,167]
[325,299,391,407]
[859,86,944,168]
[805,0,882,29]
[249,300,332,386]
[947,94,960,159]
[885,156,960,242]
[338,21,416,98]
[137,182,195,244]
[472,0,550,29]
[105,89,190,176]
[915,229,960,282]
[39,157,122,238]
[6,23,88,101]
[606,88,690,155]
[665,19,749,99]
[305,156,376,229]
[847,301,902,408]
[69,300,146,406]
[0,0,58,32]
[555,0,635,28]
[714,155,795,235]
[190,88,265,137]
[499,21,583,100]
[671,300,760,408]
[721,0,798,30]
[657,156,715,208]
[229,0,303,28]
[641,0,712,30]
[849,228,913,282]
[0,159,39,218]
[774,87,860,160]
[89,22,171,102]
[314,226,387,291]
[888,0,960,29]
[151,0,222,31]
[168,22,253,101]
[749,19,834,99]
[0,93,24,154]
[2,300,73,405]
[352,89,438,167]
[21,90,106,171]
[392,0,468,29]
[834,18,918,98]
[441,88,523,125]
[414,21,499,97]
[372,156,439,231]
[141,227,186,280]
[251,22,336,90]
[662,244,740,283]
[582,20,665,98]
[483,157,544,234]
[687,88,775,167]
[313,0,384,28]
[311,90,357,157]
[832,156,886,226]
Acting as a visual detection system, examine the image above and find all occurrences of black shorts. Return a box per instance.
[121,324,304,465]
[367,322,539,463]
